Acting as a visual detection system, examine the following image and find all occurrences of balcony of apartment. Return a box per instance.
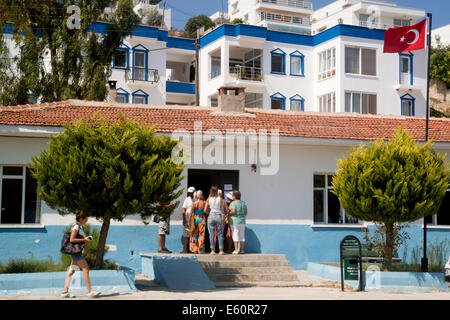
[166,60,195,105]
[257,11,311,34]
[209,47,264,91]
[256,0,313,15]
[125,67,160,88]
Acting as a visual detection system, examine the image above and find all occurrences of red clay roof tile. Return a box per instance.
[0,100,449,142]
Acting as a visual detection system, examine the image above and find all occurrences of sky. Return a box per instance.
[165,0,450,30]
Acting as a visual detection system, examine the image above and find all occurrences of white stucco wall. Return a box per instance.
[1,133,448,229]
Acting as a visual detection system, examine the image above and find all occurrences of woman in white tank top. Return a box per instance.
[204,186,226,255]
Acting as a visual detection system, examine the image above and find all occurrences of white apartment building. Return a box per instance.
[199,22,427,117]
[310,0,424,35]
[432,24,450,48]
[228,0,314,34]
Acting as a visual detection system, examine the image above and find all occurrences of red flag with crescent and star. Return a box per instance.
[383,19,426,53]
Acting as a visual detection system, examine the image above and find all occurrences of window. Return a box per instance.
[271,92,285,110]
[0,166,40,224]
[400,94,415,116]
[313,174,359,224]
[210,96,218,107]
[359,14,370,27]
[113,48,128,68]
[426,182,450,226]
[115,88,129,103]
[210,56,221,79]
[345,92,377,114]
[290,94,304,111]
[345,47,376,76]
[318,92,335,113]
[401,57,409,73]
[132,89,148,104]
[271,49,286,74]
[394,19,411,27]
[245,93,263,108]
[318,48,335,80]
[290,51,304,76]
[399,52,413,85]
[244,14,249,21]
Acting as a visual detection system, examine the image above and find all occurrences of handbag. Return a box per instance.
[60,230,84,255]
[189,211,198,237]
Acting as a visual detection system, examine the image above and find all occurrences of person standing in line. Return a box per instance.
[180,186,195,253]
[190,190,207,254]
[61,210,100,298]
[205,186,226,255]
[229,190,247,255]
[157,202,175,254]
[224,192,234,253]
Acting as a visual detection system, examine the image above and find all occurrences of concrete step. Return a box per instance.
[203,266,295,275]
[214,281,312,288]
[199,260,291,268]
[194,254,286,262]
[207,273,300,282]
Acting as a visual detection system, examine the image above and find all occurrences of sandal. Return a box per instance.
[219,251,225,255]
[210,251,216,255]
[232,251,239,255]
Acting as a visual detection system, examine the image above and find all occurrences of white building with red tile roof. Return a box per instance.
[0,99,448,270]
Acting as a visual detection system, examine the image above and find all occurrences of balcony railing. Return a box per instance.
[359,21,407,30]
[229,65,263,82]
[125,67,159,83]
[259,0,312,10]
[258,11,309,26]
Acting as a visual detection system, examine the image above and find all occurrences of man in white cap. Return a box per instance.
[180,186,196,253]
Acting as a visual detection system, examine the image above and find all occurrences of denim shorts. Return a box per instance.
[71,253,84,261]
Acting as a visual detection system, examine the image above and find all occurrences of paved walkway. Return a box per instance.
[1,271,449,300]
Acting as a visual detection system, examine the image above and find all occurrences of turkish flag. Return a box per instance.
[383,19,426,53]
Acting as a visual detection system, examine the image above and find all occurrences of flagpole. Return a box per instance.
[421,12,432,273]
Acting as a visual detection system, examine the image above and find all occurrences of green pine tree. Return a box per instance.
[0,0,140,105]
[30,114,185,269]
[332,127,449,270]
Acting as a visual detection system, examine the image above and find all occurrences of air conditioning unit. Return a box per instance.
[337,18,343,24]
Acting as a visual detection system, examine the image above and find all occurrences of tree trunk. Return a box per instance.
[94,218,110,270]
[384,222,394,271]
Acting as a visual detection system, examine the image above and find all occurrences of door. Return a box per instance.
[133,51,146,81]
[187,169,239,252]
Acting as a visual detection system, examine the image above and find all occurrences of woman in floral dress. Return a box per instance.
[189,190,206,254]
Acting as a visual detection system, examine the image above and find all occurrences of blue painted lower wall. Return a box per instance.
[1,224,449,272]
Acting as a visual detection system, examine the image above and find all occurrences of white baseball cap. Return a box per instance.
[188,186,196,193]
[226,192,233,200]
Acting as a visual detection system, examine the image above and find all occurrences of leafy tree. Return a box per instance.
[430,45,450,88]
[230,18,246,25]
[30,115,185,269]
[184,15,215,38]
[332,127,449,270]
[0,0,140,105]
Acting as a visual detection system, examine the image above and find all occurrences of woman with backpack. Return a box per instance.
[61,210,100,298]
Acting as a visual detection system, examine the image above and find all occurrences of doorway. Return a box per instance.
[187,169,239,252]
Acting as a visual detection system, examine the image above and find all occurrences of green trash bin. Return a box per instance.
[344,256,359,280]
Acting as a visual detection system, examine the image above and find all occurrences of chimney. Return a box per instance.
[217,86,246,114]
[107,80,117,103]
